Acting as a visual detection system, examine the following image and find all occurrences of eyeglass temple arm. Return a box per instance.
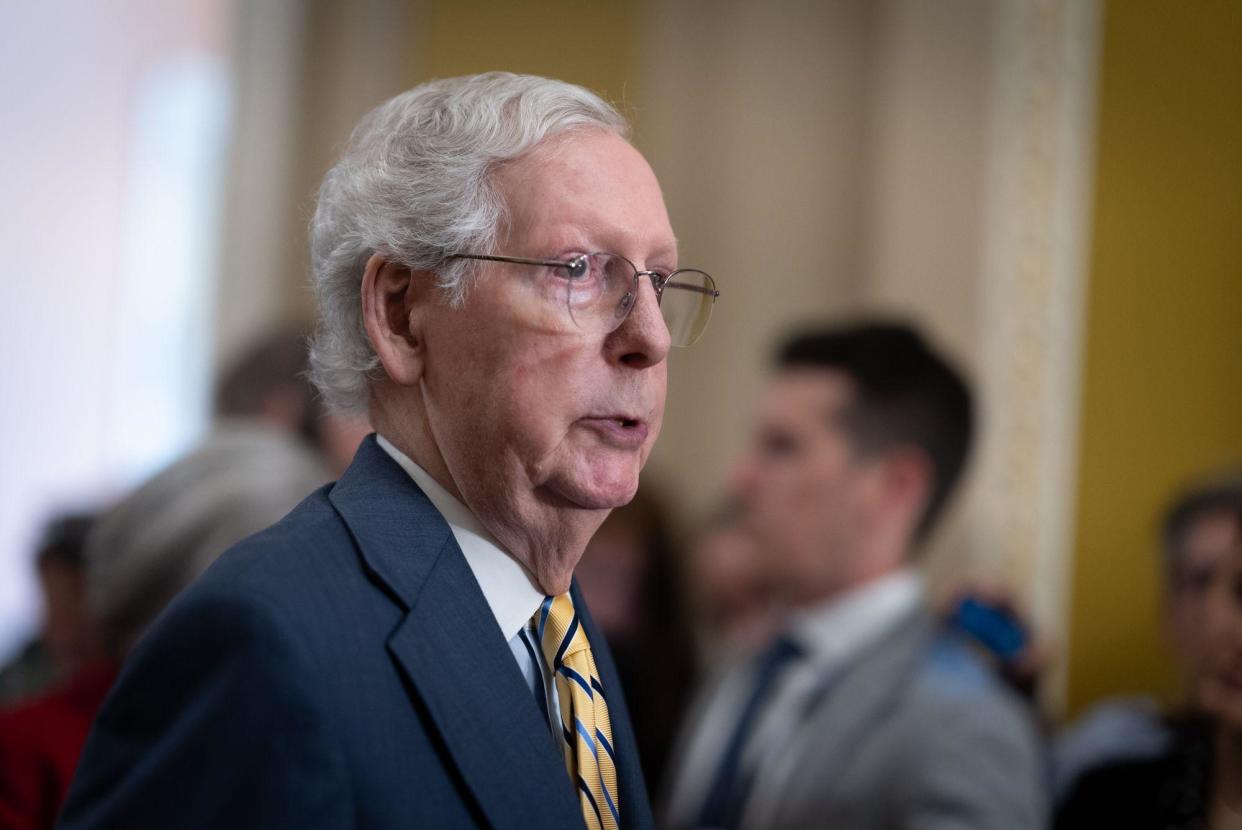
[658,279,720,298]
[448,253,573,269]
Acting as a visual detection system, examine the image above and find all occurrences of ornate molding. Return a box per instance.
[972,0,1102,713]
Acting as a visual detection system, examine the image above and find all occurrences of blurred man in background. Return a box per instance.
[214,327,371,475]
[81,428,331,658]
[663,321,1044,830]
[0,324,355,829]
[0,430,325,830]
[61,72,717,829]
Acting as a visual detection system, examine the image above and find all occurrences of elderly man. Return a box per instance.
[59,73,717,830]
[663,322,1044,830]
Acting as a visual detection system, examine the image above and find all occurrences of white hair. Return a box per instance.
[307,72,629,414]
[86,425,331,655]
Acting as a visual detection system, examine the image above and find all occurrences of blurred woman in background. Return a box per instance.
[1199,522,1242,828]
[1057,506,1242,829]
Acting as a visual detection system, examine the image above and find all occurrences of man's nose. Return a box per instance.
[606,276,671,368]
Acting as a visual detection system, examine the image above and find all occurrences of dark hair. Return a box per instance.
[777,320,974,541]
[213,327,324,446]
[1160,471,1242,582]
[36,512,96,570]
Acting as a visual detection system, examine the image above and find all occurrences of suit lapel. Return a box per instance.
[388,553,583,830]
[741,609,934,829]
[330,437,582,830]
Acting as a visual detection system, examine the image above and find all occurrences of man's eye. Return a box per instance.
[566,255,590,279]
[760,432,798,457]
[1175,569,1213,597]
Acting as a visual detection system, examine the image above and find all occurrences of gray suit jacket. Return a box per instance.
[664,608,1047,830]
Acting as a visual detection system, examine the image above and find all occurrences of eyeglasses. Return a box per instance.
[447,252,719,347]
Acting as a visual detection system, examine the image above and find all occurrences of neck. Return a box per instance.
[482,490,606,595]
[370,388,604,596]
[370,387,461,501]
[786,538,909,609]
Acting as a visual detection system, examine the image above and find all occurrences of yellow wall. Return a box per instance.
[402,1,1242,714]
[1067,1,1242,714]
[408,0,641,112]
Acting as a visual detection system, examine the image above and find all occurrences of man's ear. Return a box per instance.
[360,253,434,387]
[879,446,935,530]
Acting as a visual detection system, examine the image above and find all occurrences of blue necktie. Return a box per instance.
[696,635,804,829]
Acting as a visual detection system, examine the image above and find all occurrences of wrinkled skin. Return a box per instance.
[365,130,675,594]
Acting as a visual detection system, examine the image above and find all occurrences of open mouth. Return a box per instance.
[581,415,649,448]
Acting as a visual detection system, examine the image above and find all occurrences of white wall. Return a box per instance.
[0,0,233,659]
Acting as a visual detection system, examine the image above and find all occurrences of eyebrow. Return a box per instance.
[539,223,679,257]
[650,238,680,260]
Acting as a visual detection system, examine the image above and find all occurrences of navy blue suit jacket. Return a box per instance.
[58,436,655,829]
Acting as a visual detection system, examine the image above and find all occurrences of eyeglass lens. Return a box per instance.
[564,253,716,347]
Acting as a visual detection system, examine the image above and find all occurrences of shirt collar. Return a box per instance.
[376,434,545,641]
[785,568,923,669]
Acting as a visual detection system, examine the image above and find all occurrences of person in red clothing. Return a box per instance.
[0,662,117,830]
[0,329,360,830]
[0,513,110,830]
[0,515,97,704]
[0,428,329,830]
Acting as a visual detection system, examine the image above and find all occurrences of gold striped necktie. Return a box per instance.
[535,593,620,830]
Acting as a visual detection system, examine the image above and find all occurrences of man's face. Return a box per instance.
[730,369,879,604]
[419,131,673,540]
[1198,525,1242,729]
[39,558,91,668]
[1167,508,1241,683]
[689,521,770,631]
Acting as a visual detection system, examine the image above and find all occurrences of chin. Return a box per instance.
[575,478,640,510]
[1215,702,1242,732]
[1203,681,1242,730]
[548,461,641,510]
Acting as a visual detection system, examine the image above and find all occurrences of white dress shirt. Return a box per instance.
[376,435,560,735]
[740,569,923,768]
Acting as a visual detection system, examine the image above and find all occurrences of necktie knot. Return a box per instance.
[536,593,589,667]
[758,634,805,673]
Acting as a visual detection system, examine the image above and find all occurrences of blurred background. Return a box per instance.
[1,0,1239,728]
